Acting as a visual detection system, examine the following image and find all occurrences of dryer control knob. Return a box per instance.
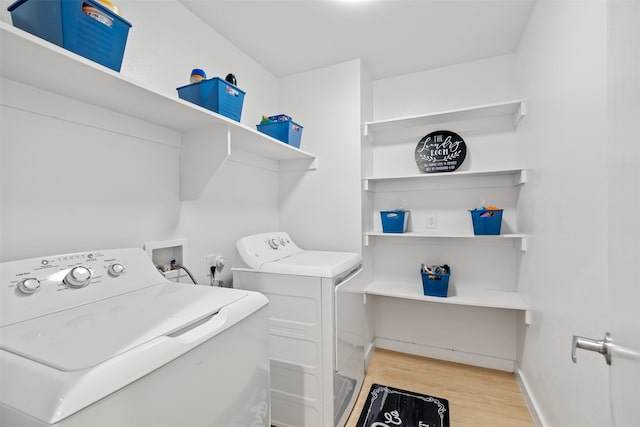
[64,266,92,288]
[17,278,40,295]
[268,239,279,249]
[108,263,125,277]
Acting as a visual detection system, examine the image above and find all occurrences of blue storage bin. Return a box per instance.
[8,0,132,72]
[256,119,303,148]
[177,77,245,122]
[380,210,409,233]
[421,268,450,298]
[470,209,503,235]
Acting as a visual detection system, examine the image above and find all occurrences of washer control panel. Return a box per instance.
[235,232,302,270]
[1,248,166,327]
[267,235,291,250]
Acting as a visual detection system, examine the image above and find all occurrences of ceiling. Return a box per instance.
[178,0,536,80]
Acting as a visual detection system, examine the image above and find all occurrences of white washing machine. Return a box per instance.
[0,248,270,427]
[232,232,365,427]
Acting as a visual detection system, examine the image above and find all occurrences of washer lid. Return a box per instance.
[258,251,362,278]
[0,283,245,371]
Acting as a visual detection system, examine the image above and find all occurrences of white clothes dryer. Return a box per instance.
[0,248,270,427]
[232,232,365,427]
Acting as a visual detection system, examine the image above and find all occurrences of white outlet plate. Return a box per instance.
[427,213,437,229]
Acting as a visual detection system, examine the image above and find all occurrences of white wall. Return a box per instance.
[373,54,519,121]
[0,79,181,260]
[515,1,610,426]
[278,60,363,253]
[0,0,280,287]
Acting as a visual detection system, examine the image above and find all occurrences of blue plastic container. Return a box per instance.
[256,119,303,148]
[470,209,503,235]
[8,0,132,72]
[177,77,245,122]
[421,268,450,298]
[380,210,409,233]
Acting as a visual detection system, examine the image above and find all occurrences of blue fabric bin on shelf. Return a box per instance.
[421,268,450,298]
[8,0,132,72]
[256,120,303,148]
[177,77,245,122]
[380,210,409,233]
[470,209,503,235]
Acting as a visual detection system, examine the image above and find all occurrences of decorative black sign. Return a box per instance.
[415,130,466,173]
[355,384,450,427]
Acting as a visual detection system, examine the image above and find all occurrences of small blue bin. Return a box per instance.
[421,268,450,298]
[380,210,409,233]
[256,120,303,148]
[177,77,245,122]
[8,0,132,72]
[470,209,503,235]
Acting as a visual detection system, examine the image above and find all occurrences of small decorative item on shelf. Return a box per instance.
[256,114,303,148]
[420,264,451,297]
[224,73,237,85]
[469,205,503,235]
[380,210,410,233]
[190,68,206,83]
[415,130,467,173]
[176,73,246,122]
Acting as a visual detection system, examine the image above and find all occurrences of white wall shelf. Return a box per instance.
[0,22,317,200]
[362,231,528,250]
[365,231,526,238]
[363,99,526,143]
[360,89,531,352]
[365,280,529,312]
[363,168,526,191]
[364,278,529,311]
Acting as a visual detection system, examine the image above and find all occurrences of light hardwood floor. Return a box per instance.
[345,349,534,427]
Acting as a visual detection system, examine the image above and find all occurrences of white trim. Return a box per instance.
[515,367,547,427]
[364,341,376,369]
[375,337,515,372]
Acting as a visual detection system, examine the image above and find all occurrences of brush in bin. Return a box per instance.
[421,263,450,277]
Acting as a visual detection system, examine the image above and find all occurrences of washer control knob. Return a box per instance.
[17,278,40,295]
[279,238,287,246]
[108,263,125,277]
[64,266,92,288]
[268,239,279,249]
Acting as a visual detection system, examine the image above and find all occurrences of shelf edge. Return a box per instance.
[364,282,528,311]
[365,231,527,239]
[363,99,527,128]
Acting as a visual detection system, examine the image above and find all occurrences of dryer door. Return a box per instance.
[333,266,364,426]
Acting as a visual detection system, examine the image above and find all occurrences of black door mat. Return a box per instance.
[355,383,450,427]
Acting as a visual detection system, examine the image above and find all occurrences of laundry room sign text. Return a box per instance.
[415,130,466,173]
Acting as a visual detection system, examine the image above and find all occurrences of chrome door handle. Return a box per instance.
[572,332,612,365]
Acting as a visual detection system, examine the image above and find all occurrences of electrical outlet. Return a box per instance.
[206,254,226,278]
[427,213,437,229]
[206,254,217,274]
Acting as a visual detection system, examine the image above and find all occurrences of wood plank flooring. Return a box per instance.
[345,349,534,427]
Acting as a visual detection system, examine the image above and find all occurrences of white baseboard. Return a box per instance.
[364,341,376,369]
[515,367,546,427]
[375,338,515,372]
